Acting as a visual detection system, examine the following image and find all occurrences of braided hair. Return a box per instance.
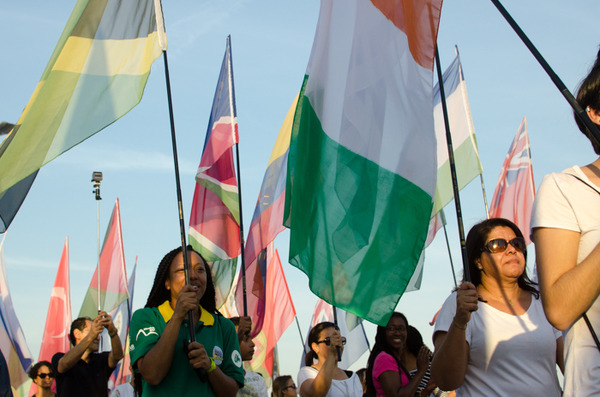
[144,245,218,314]
[365,312,410,397]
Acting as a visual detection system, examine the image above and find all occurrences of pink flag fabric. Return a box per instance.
[489,117,535,244]
[31,237,72,396]
[79,198,128,317]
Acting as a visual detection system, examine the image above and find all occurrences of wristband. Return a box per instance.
[207,358,216,373]
[109,331,118,338]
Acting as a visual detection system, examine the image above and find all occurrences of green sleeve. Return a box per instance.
[129,307,164,370]
[218,316,245,386]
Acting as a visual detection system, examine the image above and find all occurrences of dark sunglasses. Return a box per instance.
[283,384,297,390]
[316,336,347,346]
[482,237,526,254]
[38,373,54,379]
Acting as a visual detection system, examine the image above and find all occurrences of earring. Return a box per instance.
[587,107,590,112]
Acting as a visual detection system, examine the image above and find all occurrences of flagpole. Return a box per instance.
[295,316,307,354]
[435,46,470,282]
[226,35,249,316]
[489,0,600,147]
[331,305,341,362]
[91,172,103,312]
[439,210,458,288]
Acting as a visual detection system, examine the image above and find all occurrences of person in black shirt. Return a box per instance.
[52,312,123,397]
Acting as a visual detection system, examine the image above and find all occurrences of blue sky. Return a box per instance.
[1,0,599,382]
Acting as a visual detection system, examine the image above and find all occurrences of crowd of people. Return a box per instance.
[6,45,600,397]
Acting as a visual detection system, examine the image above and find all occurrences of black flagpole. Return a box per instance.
[163,49,208,381]
[489,0,600,352]
[489,0,600,147]
[434,45,470,283]
[226,35,249,316]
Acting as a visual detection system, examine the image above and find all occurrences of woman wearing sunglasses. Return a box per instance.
[531,49,600,396]
[28,361,55,397]
[430,218,563,396]
[272,375,298,397]
[297,321,362,397]
[364,312,432,397]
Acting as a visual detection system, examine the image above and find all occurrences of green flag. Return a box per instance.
[0,0,166,197]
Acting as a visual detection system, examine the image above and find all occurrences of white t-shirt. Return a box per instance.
[237,371,268,397]
[434,291,561,397]
[297,366,362,397]
[531,165,600,396]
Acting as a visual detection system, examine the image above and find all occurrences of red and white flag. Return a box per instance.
[79,198,128,317]
[489,117,535,244]
[32,237,71,396]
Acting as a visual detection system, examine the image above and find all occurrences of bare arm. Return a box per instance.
[57,317,103,373]
[100,312,124,368]
[380,346,431,397]
[534,227,600,330]
[299,332,344,397]
[186,341,239,397]
[430,283,478,391]
[137,285,198,386]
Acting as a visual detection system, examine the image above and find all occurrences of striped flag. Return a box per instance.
[79,199,128,317]
[284,0,443,325]
[432,50,484,215]
[189,37,241,307]
[0,0,166,225]
[235,95,297,334]
[31,237,72,396]
[0,235,33,396]
[411,51,481,291]
[109,261,137,389]
[489,117,535,244]
[244,248,295,386]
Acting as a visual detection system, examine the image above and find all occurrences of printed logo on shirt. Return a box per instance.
[129,343,135,351]
[136,327,158,340]
[232,350,242,368]
[212,345,224,366]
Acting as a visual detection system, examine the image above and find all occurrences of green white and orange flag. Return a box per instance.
[79,198,128,318]
[0,0,166,200]
[284,0,443,325]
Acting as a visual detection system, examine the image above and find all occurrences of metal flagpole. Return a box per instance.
[435,46,470,282]
[226,35,249,316]
[91,172,103,312]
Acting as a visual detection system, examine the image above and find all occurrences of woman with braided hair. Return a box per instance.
[129,246,244,397]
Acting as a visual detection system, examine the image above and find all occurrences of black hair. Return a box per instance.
[463,218,539,298]
[405,325,424,357]
[272,375,293,397]
[304,321,335,366]
[28,361,52,380]
[574,47,600,155]
[365,312,409,397]
[69,317,92,346]
[144,245,218,314]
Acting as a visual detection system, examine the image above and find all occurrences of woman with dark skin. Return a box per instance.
[365,312,430,397]
[129,246,244,397]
